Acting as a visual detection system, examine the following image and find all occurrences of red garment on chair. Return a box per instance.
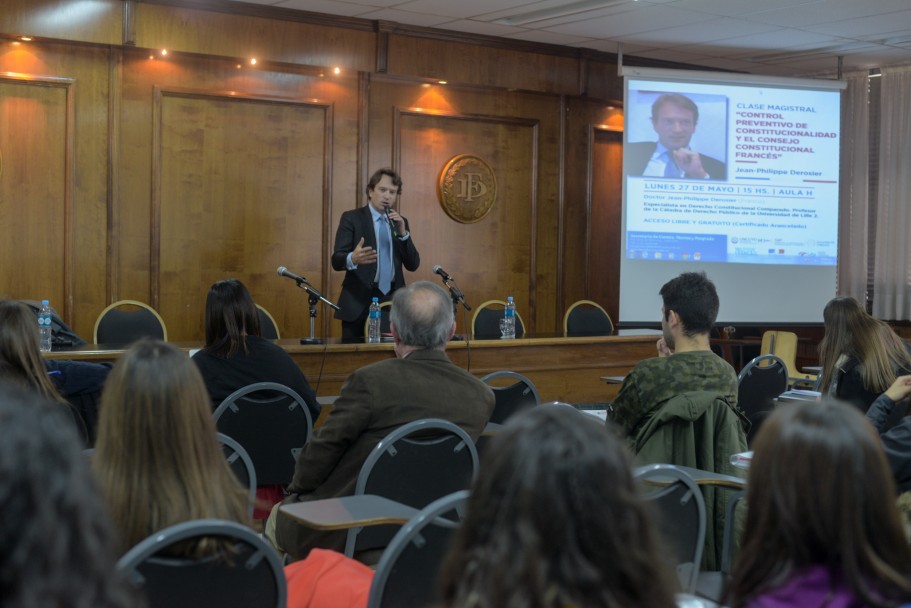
[285,549,374,608]
[255,484,286,520]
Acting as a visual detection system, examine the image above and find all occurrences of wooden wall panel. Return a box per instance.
[134,4,376,74]
[387,35,581,95]
[0,41,112,339]
[366,79,564,333]
[562,97,625,324]
[396,110,537,322]
[590,129,624,323]
[154,90,330,341]
[119,49,361,341]
[0,77,69,309]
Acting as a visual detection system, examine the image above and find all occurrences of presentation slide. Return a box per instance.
[619,67,845,325]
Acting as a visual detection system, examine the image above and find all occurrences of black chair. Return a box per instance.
[471,300,526,340]
[117,518,286,608]
[213,382,313,486]
[634,464,706,594]
[480,370,541,424]
[256,304,280,340]
[563,299,614,336]
[737,354,788,444]
[216,433,257,519]
[367,490,468,608]
[344,418,479,558]
[93,300,168,344]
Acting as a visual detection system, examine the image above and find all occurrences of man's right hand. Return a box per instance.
[656,337,674,357]
[351,237,377,266]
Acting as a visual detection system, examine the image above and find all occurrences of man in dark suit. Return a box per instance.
[268,281,494,559]
[331,168,421,339]
[627,93,727,181]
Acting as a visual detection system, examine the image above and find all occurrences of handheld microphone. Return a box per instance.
[277,266,310,285]
[432,265,452,281]
[384,206,399,238]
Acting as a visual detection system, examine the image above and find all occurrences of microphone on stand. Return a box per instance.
[433,265,471,312]
[277,266,311,285]
[432,265,452,281]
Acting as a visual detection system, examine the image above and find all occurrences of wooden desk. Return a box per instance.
[279,495,418,530]
[47,333,658,404]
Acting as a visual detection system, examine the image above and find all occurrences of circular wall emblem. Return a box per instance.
[437,154,497,224]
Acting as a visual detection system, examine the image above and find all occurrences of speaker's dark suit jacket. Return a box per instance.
[275,349,494,558]
[331,205,420,322]
[626,141,727,181]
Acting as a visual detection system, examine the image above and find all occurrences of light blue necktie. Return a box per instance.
[377,216,393,294]
[663,151,680,178]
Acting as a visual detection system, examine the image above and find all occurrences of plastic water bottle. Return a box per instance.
[367,297,382,343]
[504,296,516,339]
[38,299,53,352]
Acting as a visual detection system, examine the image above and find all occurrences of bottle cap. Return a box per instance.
[372,297,379,302]
[42,299,49,306]
[507,296,514,302]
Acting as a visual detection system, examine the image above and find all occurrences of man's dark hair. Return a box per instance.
[651,93,699,125]
[659,271,719,336]
[366,168,403,196]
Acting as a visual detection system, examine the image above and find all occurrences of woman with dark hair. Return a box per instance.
[0,384,135,608]
[94,339,250,554]
[439,406,678,608]
[0,299,68,404]
[819,296,911,413]
[191,279,320,421]
[724,399,911,607]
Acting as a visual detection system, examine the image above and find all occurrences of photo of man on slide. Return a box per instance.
[627,93,727,181]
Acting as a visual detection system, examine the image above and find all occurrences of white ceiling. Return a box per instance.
[208,0,911,76]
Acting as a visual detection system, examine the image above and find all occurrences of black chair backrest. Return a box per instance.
[217,433,257,518]
[213,382,313,486]
[480,371,541,424]
[367,490,468,608]
[634,464,706,594]
[565,302,614,336]
[95,302,166,344]
[256,306,280,340]
[473,306,525,340]
[117,519,286,608]
[737,354,788,444]
[345,419,478,557]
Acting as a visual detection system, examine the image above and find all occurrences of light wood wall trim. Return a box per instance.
[555,95,567,324]
[585,124,596,297]
[123,0,136,46]
[0,72,77,324]
[107,50,122,303]
[320,101,335,338]
[151,85,163,310]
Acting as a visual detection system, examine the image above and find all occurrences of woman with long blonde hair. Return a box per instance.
[818,296,911,413]
[93,339,249,554]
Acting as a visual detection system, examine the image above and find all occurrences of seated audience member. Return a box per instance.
[439,406,678,608]
[192,278,320,422]
[0,299,69,403]
[270,280,494,560]
[607,272,746,571]
[607,271,739,438]
[93,339,250,553]
[0,384,135,608]
[724,399,911,608]
[865,374,911,493]
[819,296,911,414]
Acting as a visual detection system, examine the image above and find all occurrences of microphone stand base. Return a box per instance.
[299,337,323,345]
